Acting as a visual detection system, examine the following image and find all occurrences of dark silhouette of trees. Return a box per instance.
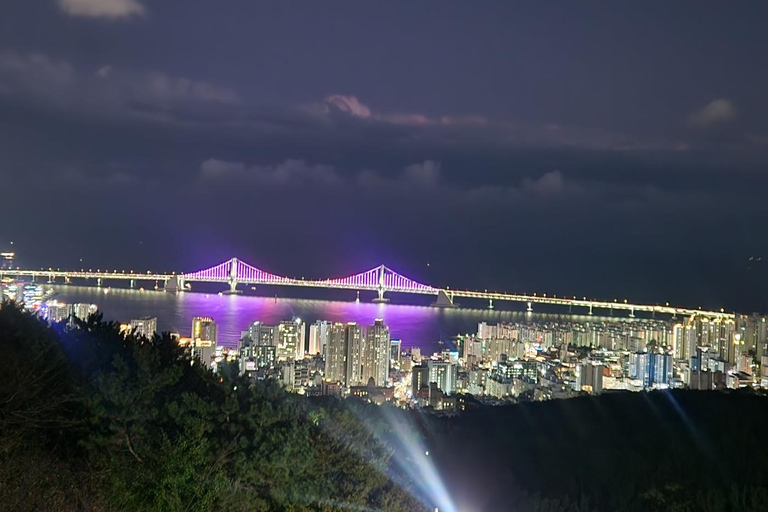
[0,301,425,512]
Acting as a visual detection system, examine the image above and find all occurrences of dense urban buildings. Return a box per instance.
[5,274,768,409]
[147,309,768,409]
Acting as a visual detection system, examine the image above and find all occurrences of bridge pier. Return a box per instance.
[431,290,457,308]
[164,276,181,293]
[372,287,389,303]
[97,278,102,287]
[47,274,54,284]
[223,278,242,295]
[588,304,593,315]
[489,299,494,309]
[629,307,635,318]
[65,276,71,284]
[130,279,135,289]
[526,301,532,312]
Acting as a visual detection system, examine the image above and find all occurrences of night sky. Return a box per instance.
[1,1,767,312]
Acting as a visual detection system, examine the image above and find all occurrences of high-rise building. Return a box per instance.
[576,362,603,394]
[192,316,218,343]
[276,319,306,362]
[345,323,363,387]
[309,320,332,357]
[324,322,365,388]
[130,316,158,338]
[390,338,402,365]
[1,252,14,270]
[247,321,276,346]
[21,283,43,310]
[190,317,217,367]
[43,301,70,323]
[428,359,457,395]
[71,303,97,322]
[672,323,685,359]
[737,314,767,360]
[484,337,515,363]
[477,322,498,340]
[632,352,673,389]
[362,319,390,387]
[463,337,483,361]
[672,318,698,361]
[238,330,277,375]
[412,364,429,397]
[757,317,768,359]
[189,340,216,368]
[325,323,348,384]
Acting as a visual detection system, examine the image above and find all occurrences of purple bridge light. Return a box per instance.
[179,257,437,299]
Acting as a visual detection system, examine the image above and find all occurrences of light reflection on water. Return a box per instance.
[49,285,648,353]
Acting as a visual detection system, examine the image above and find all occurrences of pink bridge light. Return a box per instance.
[182,258,436,293]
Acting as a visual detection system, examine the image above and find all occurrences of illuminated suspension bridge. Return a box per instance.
[1,257,733,319]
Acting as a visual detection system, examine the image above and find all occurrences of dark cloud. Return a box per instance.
[199,158,342,187]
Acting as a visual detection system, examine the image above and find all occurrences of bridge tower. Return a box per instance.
[224,257,241,294]
[372,264,389,303]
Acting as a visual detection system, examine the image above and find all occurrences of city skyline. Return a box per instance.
[31,287,767,401]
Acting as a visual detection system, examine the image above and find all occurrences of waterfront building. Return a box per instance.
[130,316,158,338]
[192,316,218,344]
[324,322,347,384]
[344,323,363,387]
[71,303,97,322]
[308,320,332,357]
[276,319,306,361]
[189,316,218,367]
[43,300,70,323]
[362,319,390,387]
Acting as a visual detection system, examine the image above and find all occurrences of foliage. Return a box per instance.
[0,301,426,512]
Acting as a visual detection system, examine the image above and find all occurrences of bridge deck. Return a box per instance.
[0,259,733,320]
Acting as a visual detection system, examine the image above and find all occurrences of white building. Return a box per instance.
[428,359,457,395]
[276,319,306,361]
[130,316,158,338]
[362,319,390,387]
